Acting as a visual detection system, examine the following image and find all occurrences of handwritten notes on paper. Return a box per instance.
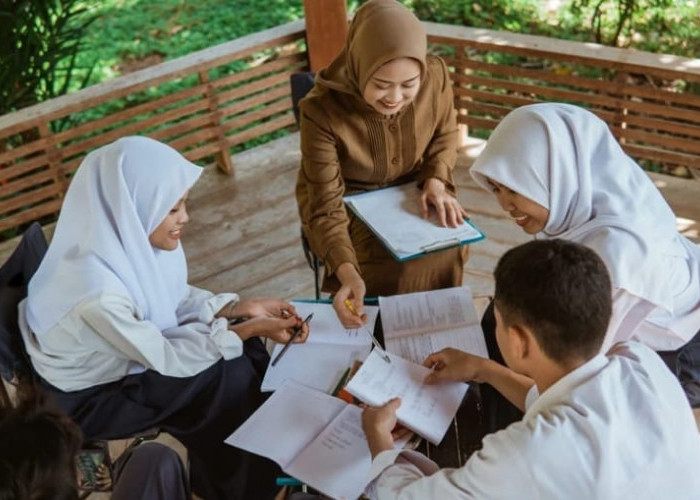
[343,183,484,261]
[345,350,468,445]
[225,381,371,500]
[379,287,489,364]
[261,301,378,393]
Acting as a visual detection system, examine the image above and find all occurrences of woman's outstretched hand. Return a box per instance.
[333,263,367,328]
[420,178,469,228]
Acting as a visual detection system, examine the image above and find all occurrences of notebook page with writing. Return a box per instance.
[344,350,468,445]
[344,183,484,261]
[379,287,488,364]
[225,380,346,469]
[261,302,378,392]
[286,403,370,500]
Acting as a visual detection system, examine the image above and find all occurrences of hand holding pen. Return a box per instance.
[343,299,391,364]
[229,313,309,345]
[271,313,314,366]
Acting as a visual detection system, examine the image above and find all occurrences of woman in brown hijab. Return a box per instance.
[296,0,468,327]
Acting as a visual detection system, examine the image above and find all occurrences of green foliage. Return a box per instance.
[70,0,305,90]
[408,0,544,32]
[564,0,671,47]
[0,0,96,116]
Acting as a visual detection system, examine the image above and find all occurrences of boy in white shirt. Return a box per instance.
[362,239,700,499]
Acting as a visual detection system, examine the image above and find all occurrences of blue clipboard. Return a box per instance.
[343,183,486,262]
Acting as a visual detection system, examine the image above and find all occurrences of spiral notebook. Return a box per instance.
[343,183,485,262]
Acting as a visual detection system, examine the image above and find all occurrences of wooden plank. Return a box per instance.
[0,199,62,233]
[215,72,290,109]
[217,78,291,116]
[208,52,307,91]
[425,23,700,82]
[448,57,700,110]
[0,181,64,216]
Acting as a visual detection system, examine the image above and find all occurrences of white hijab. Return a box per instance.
[471,103,696,313]
[27,136,202,335]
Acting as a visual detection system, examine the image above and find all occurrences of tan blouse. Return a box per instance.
[296,55,459,275]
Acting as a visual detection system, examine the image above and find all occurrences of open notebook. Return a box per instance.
[345,350,468,445]
[344,183,485,261]
[226,380,412,500]
[378,286,489,365]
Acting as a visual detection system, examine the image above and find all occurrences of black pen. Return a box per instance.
[270,313,313,367]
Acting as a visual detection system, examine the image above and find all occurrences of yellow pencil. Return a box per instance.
[343,299,391,363]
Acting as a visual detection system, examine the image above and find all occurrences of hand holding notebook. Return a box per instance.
[343,183,485,261]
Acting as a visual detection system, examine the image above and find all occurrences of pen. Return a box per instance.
[343,299,391,364]
[270,313,313,367]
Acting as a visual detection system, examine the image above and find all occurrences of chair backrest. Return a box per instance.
[0,223,48,384]
[290,72,316,125]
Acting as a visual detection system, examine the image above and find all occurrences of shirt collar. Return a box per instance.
[524,353,609,417]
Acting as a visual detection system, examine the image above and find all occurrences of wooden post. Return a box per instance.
[303,0,347,72]
[198,70,234,175]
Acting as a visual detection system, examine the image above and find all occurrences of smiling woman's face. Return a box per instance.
[362,58,421,116]
[149,191,190,251]
[487,179,549,235]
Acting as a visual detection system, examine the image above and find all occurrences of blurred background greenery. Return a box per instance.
[1,0,698,116]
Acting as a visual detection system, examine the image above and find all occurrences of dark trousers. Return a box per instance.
[43,338,281,500]
[478,301,524,434]
[658,327,700,408]
[111,442,189,500]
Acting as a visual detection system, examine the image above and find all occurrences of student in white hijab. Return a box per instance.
[19,136,308,499]
[470,103,700,407]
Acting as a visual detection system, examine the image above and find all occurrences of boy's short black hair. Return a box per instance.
[494,239,612,365]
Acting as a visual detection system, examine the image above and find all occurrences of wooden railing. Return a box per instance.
[0,20,308,234]
[427,22,700,174]
[1,18,699,236]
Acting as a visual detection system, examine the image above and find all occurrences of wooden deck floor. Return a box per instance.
[181,132,700,302]
[2,132,698,298]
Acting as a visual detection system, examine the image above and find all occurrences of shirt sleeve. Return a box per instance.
[299,101,359,274]
[78,293,243,377]
[175,285,239,324]
[366,428,532,499]
[415,57,459,194]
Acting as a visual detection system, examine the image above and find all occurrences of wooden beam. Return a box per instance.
[303,0,347,72]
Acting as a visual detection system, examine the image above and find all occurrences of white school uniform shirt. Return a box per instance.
[470,103,700,351]
[20,136,247,391]
[19,288,244,391]
[366,342,700,499]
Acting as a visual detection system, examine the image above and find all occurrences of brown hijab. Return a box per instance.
[316,0,427,97]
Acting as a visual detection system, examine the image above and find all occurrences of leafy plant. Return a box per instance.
[0,0,95,119]
[569,0,674,47]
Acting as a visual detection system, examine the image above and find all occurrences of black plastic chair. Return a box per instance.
[291,72,323,300]
[0,222,48,406]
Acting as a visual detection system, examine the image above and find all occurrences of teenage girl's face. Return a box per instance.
[362,58,421,116]
[487,179,549,235]
[149,191,190,251]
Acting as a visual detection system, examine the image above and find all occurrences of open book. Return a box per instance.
[261,301,379,393]
[345,350,468,445]
[343,182,485,261]
[379,286,489,365]
[226,380,412,500]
